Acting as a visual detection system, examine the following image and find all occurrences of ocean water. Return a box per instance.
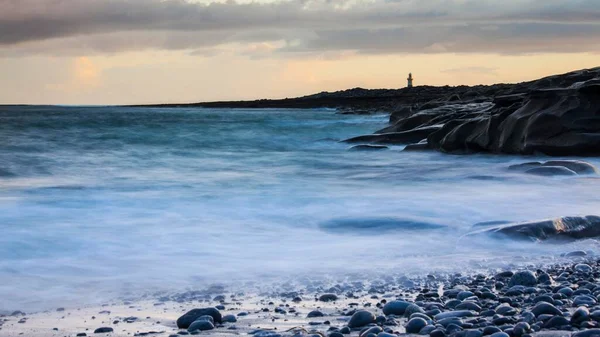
[1,106,600,311]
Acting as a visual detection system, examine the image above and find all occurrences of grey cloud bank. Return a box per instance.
[1,0,600,56]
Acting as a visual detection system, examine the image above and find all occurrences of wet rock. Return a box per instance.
[319,294,338,302]
[404,304,425,317]
[348,310,376,328]
[222,314,237,323]
[307,310,325,318]
[531,302,563,317]
[574,264,593,273]
[94,327,114,333]
[509,271,538,287]
[544,316,570,329]
[405,317,428,333]
[525,166,577,176]
[571,307,590,324]
[188,319,215,332]
[382,300,412,316]
[176,308,222,329]
[573,295,597,306]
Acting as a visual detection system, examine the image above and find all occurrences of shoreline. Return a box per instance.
[2,253,599,337]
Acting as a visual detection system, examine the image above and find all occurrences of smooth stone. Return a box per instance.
[348,310,376,328]
[509,271,538,287]
[177,308,222,328]
[382,301,412,316]
[457,291,475,300]
[558,287,574,296]
[513,322,530,337]
[406,317,428,333]
[319,294,339,302]
[496,304,517,316]
[544,316,570,328]
[94,327,114,333]
[574,264,593,273]
[571,306,590,324]
[188,320,215,332]
[574,295,597,306]
[307,310,325,318]
[531,302,562,317]
[456,302,481,312]
[483,326,501,335]
[222,314,237,323]
[404,304,425,317]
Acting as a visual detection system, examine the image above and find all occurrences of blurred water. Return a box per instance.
[1,106,599,311]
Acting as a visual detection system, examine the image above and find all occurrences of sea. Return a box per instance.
[1,105,599,311]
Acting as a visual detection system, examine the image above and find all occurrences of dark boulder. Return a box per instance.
[464,215,600,242]
[176,308,222,329]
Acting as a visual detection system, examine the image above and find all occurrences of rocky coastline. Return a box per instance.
[4,256,600,337]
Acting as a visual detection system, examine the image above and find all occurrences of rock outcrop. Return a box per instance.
[343,67,600,156]
[465,216,600,242]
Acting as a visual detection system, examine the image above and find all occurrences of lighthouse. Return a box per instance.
[407,73,414,88]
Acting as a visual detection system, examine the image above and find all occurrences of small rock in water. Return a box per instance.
[525,166,578,176]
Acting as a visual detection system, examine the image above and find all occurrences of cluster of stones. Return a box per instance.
[168,260,600,337]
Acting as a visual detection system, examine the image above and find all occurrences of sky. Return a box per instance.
[1,0,599,105]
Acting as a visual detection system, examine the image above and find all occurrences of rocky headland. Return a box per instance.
[136,67,600,156]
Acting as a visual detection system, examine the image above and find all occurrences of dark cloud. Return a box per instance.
[1,0,600,56]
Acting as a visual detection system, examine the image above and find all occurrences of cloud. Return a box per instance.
[1,0,600,57]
